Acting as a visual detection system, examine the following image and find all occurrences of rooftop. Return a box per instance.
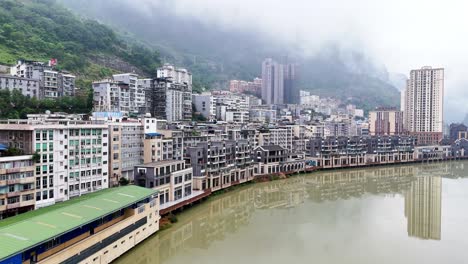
[0,185,157,261]
[137,159,184,167]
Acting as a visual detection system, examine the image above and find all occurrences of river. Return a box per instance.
[115,161,468,264]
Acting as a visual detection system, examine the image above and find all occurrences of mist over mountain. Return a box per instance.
[60,0,400,110]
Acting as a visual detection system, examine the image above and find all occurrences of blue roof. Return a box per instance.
[0,144,8,151]
[145,132,163,137]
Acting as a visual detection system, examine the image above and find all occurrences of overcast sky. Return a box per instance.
[132,0,468,122]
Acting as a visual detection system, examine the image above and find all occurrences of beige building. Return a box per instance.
[369,108,404,136]
[402,67,444,145]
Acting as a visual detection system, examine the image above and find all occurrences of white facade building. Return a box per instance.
[0,118,110,208]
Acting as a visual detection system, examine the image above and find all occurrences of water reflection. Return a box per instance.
[115,161,468,264]
[405,176,442,240]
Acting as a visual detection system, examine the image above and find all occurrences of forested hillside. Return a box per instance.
[0,0,161,88]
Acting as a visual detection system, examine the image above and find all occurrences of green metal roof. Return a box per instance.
[0,185,157,261]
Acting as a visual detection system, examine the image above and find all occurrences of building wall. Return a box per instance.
[369,109,404,136]
[0,75,40,98]
[0,155,35,219]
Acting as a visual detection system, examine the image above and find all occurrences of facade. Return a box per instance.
[192,93,216,121]
[0,74,40,98]
[157,64,192,121]
[113,73,145,114]
[283,63,299,104]
[449,123,467,143]
[186,140,254,192]
[134,160,193,207]
[261,58,284,105]
[402,67,444,145]
[93,79,131,114]
[0,155,35,219]
[0,118,109,208]
[369,108,404,136]
[0,186,159,264]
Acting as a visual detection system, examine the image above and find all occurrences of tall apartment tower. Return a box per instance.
[283,63,299,104]
[402,67,444,145]
[261,59,284,105]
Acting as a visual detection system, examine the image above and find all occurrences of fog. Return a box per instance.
[102,0,468,122]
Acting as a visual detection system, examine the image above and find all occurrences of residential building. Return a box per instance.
[93,79,131,114]
[0,117,109,208]
[157,64,192,121]
[192,93,216,121]
[58,72,76,97]
[0,186,160,264]
[449,123,468,143]
[283,63,299,104]
[134,160,193,208]
[10,60,75,99]
[0,74,40,98]
[113,73,145,114]
[369,107,404,136]
[0,154,35,219]
[261,58,284,105]
[402,67,444,145]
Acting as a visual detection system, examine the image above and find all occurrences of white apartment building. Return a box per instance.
[402,67,444,145]
[0,118,110,208]
[0,74,40,98]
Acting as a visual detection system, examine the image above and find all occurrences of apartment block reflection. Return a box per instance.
[405,176,442,240]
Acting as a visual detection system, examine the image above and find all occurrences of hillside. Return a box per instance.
[61,0,400,110]
[0,0,161,89]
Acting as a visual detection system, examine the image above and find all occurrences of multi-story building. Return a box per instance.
[283,62,299,104]
[186,140,254,192]
[369,107,404,136]
[0,186,160,264]
[10,60,75,99]
[0,153,35,219]
[0,74,40,98]
[249,107,277,124]
[143,132,173,163]
[261,58,284,105]
[0,116,109,208]
[113,73,145,114]
[134,160,193,207]
[402,67,444,145]
[449,123,468,143]
[58,72,76,97]
[192,93,216,121]
[93,79,131,114]
[157,64,192,121]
